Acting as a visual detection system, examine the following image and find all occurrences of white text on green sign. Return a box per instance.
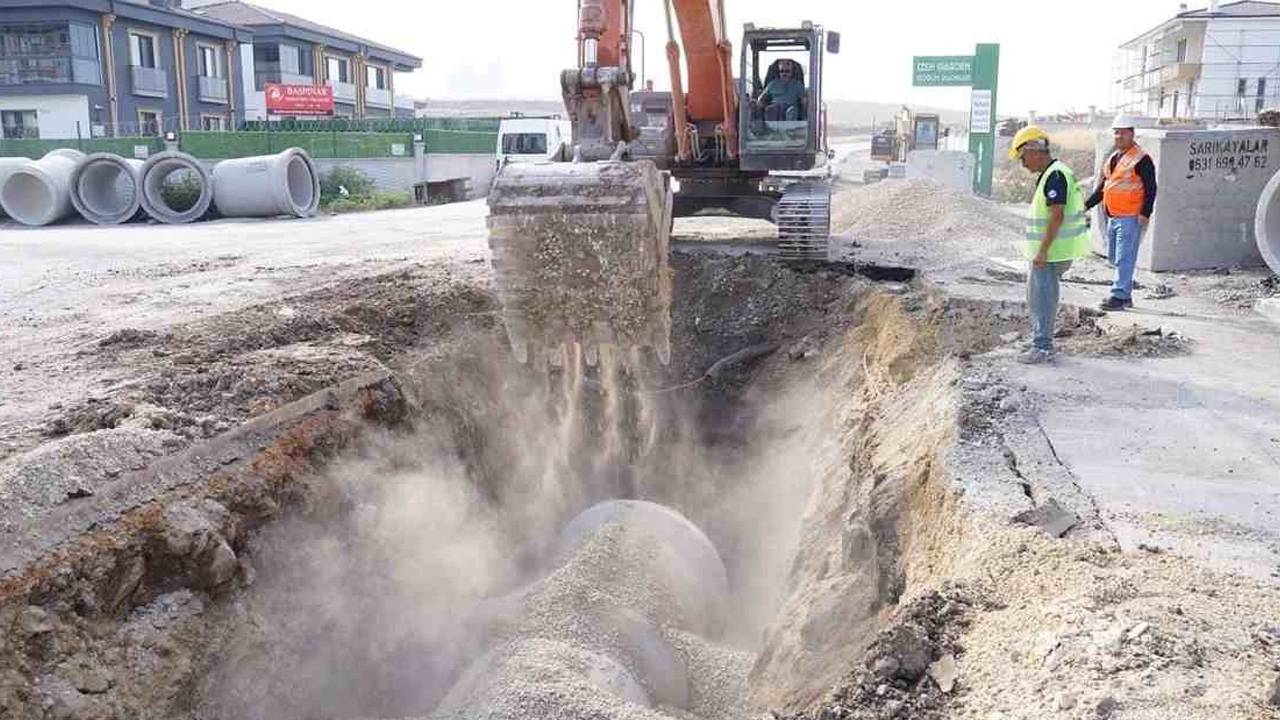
[913,56,974,86]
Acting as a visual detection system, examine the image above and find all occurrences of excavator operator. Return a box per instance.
[754,59,805,122]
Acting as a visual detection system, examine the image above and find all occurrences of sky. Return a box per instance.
[252,0,1186,114]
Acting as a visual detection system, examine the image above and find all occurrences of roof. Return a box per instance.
[1120,0,1280,47]
[191,1,421,69]
[1177,0,1280,17]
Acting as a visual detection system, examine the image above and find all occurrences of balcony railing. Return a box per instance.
[130,65,167,98]
[281,72,313,86]
[367,86,391,107]
[198,75,228,103]
[332,80,356,102]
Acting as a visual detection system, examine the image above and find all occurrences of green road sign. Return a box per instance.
[967,44,1000,198]
[908,45,999,197]
[912,56,974,87]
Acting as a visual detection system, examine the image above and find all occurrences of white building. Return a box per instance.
[1113,0,1280,120]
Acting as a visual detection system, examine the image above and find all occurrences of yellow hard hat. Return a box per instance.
[1008,125,1050,160]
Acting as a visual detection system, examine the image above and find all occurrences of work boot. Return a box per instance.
[1099,297,1133,311]
[1017,348,1055,365]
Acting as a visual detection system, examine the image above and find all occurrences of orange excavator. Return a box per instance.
[487,0,840,365]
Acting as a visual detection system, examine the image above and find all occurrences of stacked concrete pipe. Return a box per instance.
[70,153,148,225]
[0,149,84,226]
[211,147,320,218]
[140,150,214,224]
[1256,169,1280,275]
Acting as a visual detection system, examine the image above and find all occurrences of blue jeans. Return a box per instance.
[1106,216,1144,301]
[1028,260,1073,352]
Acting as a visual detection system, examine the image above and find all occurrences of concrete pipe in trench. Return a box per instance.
[211,147,320,219]
[0,149,85,226]
[441,500,729,716]
[1256,168,1280,274]
[70,153,148,225]
[140,151,214,224]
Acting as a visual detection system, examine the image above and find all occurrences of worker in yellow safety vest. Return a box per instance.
[1084,115,1158,311]
[1009,125,1092,364]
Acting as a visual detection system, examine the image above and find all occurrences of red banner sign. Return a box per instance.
[264,83,334,116]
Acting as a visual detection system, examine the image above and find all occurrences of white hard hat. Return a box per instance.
[1111,114,1139,130]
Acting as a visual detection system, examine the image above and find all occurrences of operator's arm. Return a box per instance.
[1083,153,1113,211]
[1136,155,1157,220]
[1037,205,1064,266]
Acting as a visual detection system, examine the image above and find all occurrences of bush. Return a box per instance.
[320,166,375,205]
[159,172,203,212]
[323,191,415,214]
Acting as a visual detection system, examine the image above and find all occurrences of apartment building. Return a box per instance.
[0,0,251,138]
[189,1,420,121]
[1113,0,1280,120]
[0,0,420,139]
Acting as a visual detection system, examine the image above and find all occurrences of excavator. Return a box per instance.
[487,0,840,366]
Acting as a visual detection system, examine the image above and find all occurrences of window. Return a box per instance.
[279,44,300,74]
[0,22,100,86]
[198,44,222,78]
[1259,77,1269,113]
[1175,39,1187,63]
[367,65,387,90]
[1,109,38,139]
[130,32,157,69]
[742,40,812,151]
[138,109,161,136]
[201,115,225,131]
[1172,90,1180,118]
[327,56,349,83]
[501,133,548,155]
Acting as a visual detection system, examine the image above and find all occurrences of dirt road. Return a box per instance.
[0,203,489,459]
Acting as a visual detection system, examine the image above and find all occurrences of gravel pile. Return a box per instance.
[833,178,1023,245]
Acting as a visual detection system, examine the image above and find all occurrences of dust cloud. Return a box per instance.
[198,336,825,719]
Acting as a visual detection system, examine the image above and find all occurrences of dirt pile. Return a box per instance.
[782,588,975,720]
[833,179,1023,245]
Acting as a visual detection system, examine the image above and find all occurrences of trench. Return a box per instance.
[0,252,997,720]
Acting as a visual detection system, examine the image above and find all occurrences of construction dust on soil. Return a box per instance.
[2,178,1278,720]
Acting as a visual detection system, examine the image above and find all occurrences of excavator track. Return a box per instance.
[776,182,832,261]
[487,160,674,366]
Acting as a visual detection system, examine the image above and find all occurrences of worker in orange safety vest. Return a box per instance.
[1084,115,1158,311]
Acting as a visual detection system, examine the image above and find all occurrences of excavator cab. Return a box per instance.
[739,24,833,173]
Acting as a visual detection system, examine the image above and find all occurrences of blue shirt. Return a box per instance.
[762,77,805,108]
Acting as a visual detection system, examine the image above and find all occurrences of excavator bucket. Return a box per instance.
[487,160,673,366]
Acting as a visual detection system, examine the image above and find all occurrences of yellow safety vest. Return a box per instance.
[1025,160,1091,262]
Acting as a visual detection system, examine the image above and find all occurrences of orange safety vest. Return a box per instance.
[1103,144,1148,218]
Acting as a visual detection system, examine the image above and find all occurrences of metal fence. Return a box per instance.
[238,116,502,133]
[180,130,417,159]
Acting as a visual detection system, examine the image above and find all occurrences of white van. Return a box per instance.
[496,116,571,166]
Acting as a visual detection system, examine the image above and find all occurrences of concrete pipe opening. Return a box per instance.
[1255,168,1280,274]
[70,153,147,225]
[0,148,84,226]
[211,147,320,219]
[140,151,213,224]
[0,157,30,218]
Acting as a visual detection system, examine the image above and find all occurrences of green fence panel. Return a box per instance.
[238,117,503,134]
[0,137,163,159]
[180,131,416,159]
[423,129,497,155]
